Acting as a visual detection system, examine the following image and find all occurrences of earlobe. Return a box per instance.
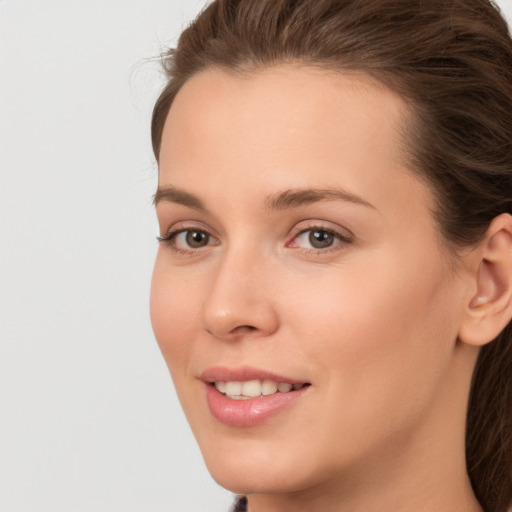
[459,213,512,347]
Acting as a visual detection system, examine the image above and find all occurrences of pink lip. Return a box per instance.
[200,366,311,427]
[200,365,305,385]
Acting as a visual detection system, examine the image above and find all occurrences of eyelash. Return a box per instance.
[157,224,353,255]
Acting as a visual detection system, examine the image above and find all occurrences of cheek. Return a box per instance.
[150,253,200,376]
[286,251,456,350]
[283,251,460,432]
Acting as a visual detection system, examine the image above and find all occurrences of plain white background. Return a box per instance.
[1,1,512,511]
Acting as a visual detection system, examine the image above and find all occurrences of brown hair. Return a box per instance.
[151,1,512,510]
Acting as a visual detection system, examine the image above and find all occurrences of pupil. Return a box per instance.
[309,230,333,248]
[186,231,208,248]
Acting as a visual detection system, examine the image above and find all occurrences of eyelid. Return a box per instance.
[158,220,212,239]
[289,220,354,241]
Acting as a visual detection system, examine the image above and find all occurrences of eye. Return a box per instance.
[178,230,210,249]
[298,229,337,249]
[157,227,218,252]
[288,225,353,252]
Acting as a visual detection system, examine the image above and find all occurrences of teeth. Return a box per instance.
[261,380,278,395]
[241,380,262,397]
[214,379,307,399]
[225,381,242,396]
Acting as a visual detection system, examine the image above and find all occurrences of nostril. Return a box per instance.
[233,325,257,333]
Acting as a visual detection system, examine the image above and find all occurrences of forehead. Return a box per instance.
[158,64,431,219]
[160,65,410,170]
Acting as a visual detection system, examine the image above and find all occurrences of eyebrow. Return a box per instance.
[153,186,206,210]
[264,188,376,211]
[153,185,375,211]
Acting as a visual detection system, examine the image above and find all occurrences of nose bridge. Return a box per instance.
[201,242,278,339]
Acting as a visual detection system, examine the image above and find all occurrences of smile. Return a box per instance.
[201,368,312,427]
[214,379,308,400]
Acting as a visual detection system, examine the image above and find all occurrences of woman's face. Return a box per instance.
[151,66,472,496]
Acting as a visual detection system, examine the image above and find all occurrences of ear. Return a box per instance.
[458,213,512,346]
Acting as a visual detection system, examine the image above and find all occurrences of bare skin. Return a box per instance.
[151,65,512,512]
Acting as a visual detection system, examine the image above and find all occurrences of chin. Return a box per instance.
[197,434,325,495]
[208,460,311,496]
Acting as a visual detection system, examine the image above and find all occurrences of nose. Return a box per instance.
[201,251,279,341]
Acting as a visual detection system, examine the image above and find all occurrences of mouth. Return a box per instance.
[211,379,310,400]
[200,367,312,427]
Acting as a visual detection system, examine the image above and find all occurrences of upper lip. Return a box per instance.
[200,365,309,385]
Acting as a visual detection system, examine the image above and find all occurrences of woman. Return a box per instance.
[149,1,512,511]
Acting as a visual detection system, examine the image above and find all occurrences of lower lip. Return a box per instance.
[204,384,309,427]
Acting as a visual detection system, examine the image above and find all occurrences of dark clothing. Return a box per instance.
[231,495,248,511]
